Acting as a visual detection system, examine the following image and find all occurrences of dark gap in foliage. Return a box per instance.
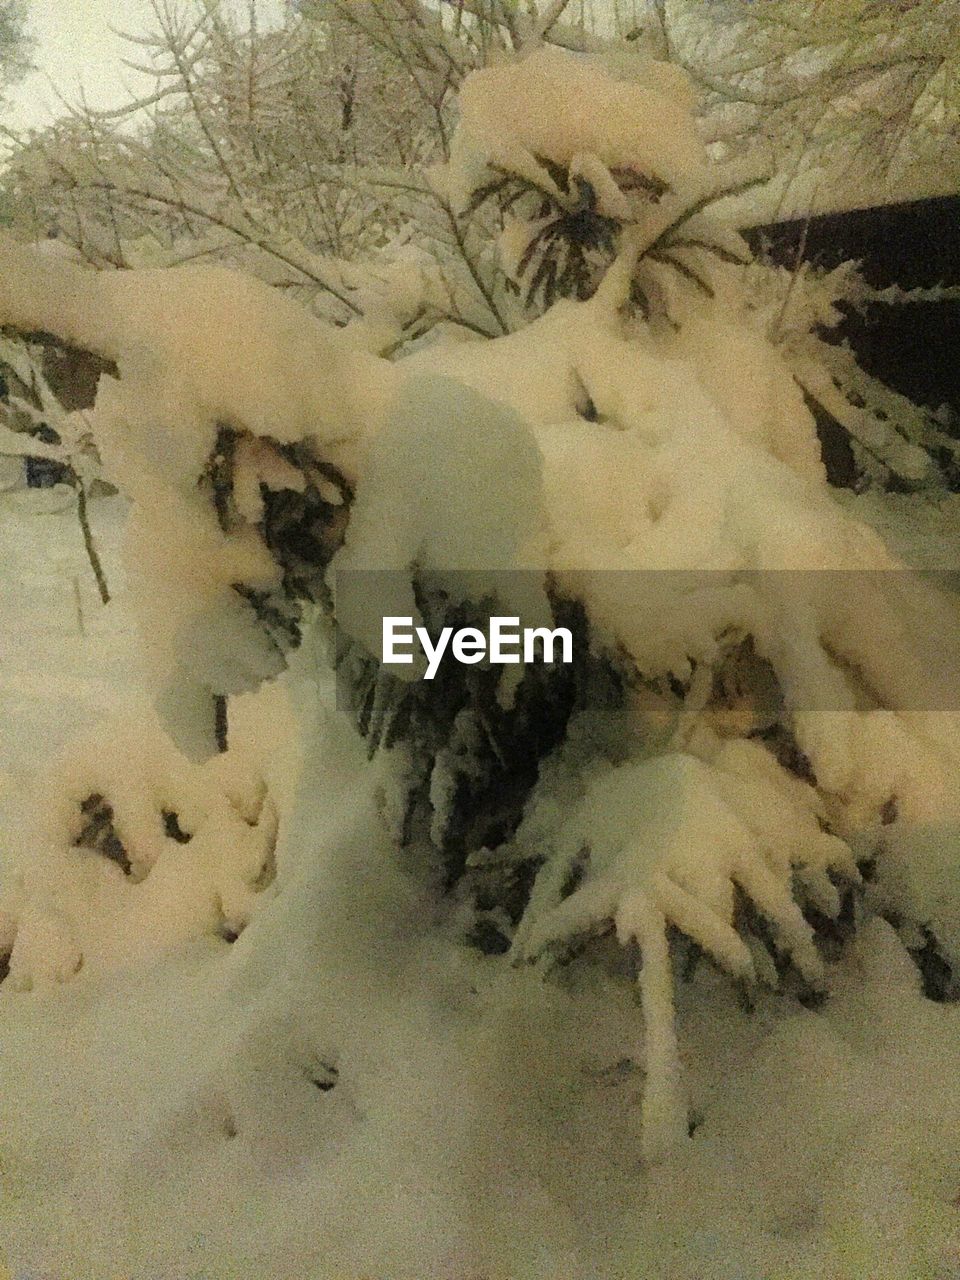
[214,694,229,754]
[74,792,131,875]
[162,809,192,844]
[339,588,622,895]
[309,1060,340,1092]
[801,876,861,965]
[801,388,860,489]
[734,888,826,1006]
[466,917,512,955]
[912,932,960,1003]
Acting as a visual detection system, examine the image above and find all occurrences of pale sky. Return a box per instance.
[6,0,285,132]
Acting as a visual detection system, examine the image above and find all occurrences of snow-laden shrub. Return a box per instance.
[1,684,297,989]
[445,46,761,321]
[0,43,958,1171]
[443,49,958,493]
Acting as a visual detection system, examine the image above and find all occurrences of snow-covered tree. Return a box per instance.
[646,0,960,206]
[0,11,959,1267]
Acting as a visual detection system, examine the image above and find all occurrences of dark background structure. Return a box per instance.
[749,195,959,406]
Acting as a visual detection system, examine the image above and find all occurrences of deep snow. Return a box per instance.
[1,492,960,1279]
[1,41,959,1280]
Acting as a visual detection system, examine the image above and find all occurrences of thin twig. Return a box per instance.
[72,576,86,636]
[439,197,509,333]
[76,479,110,605]
[87,181,363,315]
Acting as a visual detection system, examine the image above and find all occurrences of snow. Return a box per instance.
[513,746,854,1161]
[447,47,706,214]
[331,373,552,676]
[406,291,960,823]
[0,491,135,785]
[0,232,398,492]
[7,711,283,988]
[123,484,287,755]
[1,459,960,1277]
[0,43,959,1273]
[868,822,960,979]
[0,234,407,751]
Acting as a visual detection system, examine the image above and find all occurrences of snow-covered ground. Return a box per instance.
[0,490,136,785]
[1,489,959,1279]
